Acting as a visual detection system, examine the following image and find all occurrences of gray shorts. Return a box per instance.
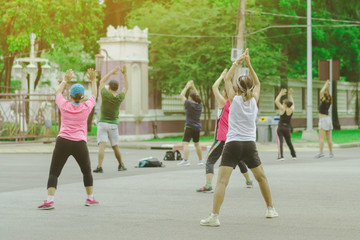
[44,120,52,128]
[97,122,119,146]
[319,116,333,131]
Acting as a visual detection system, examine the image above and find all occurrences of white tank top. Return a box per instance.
[226,95,258,143]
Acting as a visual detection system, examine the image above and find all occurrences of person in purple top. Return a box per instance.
[38,68,99,210]
[177,80,203,166]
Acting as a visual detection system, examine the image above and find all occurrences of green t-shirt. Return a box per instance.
[99,88,125,124]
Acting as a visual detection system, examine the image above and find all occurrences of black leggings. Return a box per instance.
[47,137,93,189]
[206,140,248,174]
[276,124,296,158]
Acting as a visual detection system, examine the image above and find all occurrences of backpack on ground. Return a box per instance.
[163,150,182,161]
[137,157,164,168]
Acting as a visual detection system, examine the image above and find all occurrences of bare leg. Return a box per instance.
[318,129,325,153]
[213,166,233,214]
[206,173,214,184]
[97,142,107,168]
[242,171,250,181]
[250,165,273,207]
[324,130,333,153]
[47,187,56,196]
[194,142,203,161]
[182,142,189,160]
[112,145,124,166]
[85,186,93,195]
[44,127,51,140]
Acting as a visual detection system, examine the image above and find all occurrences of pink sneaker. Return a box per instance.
[85,198,99,206]
[38,201,54,210]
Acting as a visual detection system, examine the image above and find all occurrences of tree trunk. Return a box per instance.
[355,82,359,127]
[332,81,341,130]
[199,86,212,136]
[4,54,15,94]
[279,45,288,89]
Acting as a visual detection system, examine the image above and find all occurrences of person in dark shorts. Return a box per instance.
[315,80,333,158]
[274,88,296,161]
[196,69,253,193]
[93,66,128,173]
[177,80,203,166]
[200,49,278,227]
[38,68,99,210]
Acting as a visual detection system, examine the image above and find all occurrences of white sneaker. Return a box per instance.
[177,160,190,166]
[276,158,285,161]
[266,207,279,218]
[292,157,297,160]
[198,160,204,166]
[200,213,220,227]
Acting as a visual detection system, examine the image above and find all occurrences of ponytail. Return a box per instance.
[73,93,83,103]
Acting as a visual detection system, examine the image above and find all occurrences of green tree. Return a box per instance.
[0,0,104,93]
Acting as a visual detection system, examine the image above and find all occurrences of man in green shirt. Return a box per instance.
[93,66,128,173]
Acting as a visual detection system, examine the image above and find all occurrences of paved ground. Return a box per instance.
[0,141,359,240]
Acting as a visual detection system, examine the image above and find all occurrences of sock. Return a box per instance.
[205,182,212,188]
[46,195,54,203]
[87,194,94,201]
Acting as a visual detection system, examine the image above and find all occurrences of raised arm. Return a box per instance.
[275,89,286,112]
[86,68,97,98]
[55,69,73,96]
[98,66,121,91]
[212,69,228,108]
[320,80,329,98]
[224,53,246,102]
[288,88,295,111]
[244,49,260,102]
[121,65,128,94]
[180,81,191,103]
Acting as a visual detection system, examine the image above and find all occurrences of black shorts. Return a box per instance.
[182,126,200,143]
[220,141,261,169]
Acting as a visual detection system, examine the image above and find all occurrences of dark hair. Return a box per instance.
[109,80,119,91]
[237,75,254,101]
[73,93,83,103]
[189,92,201,104]
[283,99,293,108]
[323,92,332,104]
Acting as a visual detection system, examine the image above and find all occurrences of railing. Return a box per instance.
[0,92,59,143]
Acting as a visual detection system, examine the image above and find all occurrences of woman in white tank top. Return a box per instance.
[201,49,278,227]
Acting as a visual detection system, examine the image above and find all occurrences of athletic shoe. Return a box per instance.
[276,158,285,161]
[177,160,190,166]
[196,185,213,193]
[198,160,204,166]
[93,167,103,173]
[315,152,325,158]
[118,165,127,171]
[200,213,220,227]
[85,198,99,206]
[246,180,253,188]
[292,157,297,160]
[329,153,334,158]
[266,207,279,218]
[38,201,54,210]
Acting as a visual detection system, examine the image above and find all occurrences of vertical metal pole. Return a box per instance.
[306,0,313,131]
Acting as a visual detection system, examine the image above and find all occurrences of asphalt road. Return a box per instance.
[0,147,359,240]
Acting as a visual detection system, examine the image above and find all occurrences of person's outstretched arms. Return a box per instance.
[212,69,228,108]
[99,66,121,91]
[55,69,73,96]
[288,88,295,112]
[320,80,329,98]
[224,53,246,102]
[180,81,192,103]
[244,48,260,103]
[275,89,286,112]
[87,68,97,98]
[121,65,128,95]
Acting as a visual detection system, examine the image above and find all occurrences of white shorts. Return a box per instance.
[97,122,119,146]
[319,116,333,131]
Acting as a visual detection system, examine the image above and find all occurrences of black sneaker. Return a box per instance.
[93,167,103,173]
[118,165,127,171]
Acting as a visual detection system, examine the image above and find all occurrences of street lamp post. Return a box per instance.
[12,33,51,122]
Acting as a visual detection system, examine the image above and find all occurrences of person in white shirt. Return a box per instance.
[200,49,278,227]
